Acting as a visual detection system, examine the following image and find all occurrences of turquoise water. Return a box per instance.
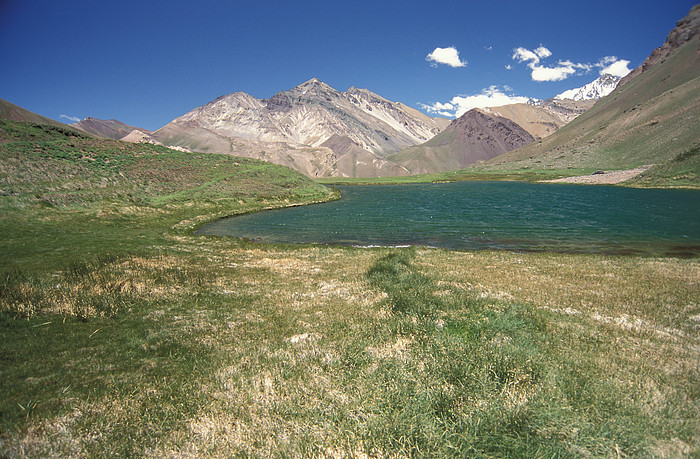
[197,182,700,255]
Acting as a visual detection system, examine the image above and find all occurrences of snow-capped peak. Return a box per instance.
[555,74,621,101]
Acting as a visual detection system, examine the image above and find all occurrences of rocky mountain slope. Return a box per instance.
[387,91,599,175]
[389,109,535,174]
[69,117,151,140]
[146,75,603,177]
[149,78,449,177]
[469,75,616,144]
[483,4,700,186]
[480,98,595,140]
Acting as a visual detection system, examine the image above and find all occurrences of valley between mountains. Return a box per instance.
[69,79,599,179]
[58,4,699,186]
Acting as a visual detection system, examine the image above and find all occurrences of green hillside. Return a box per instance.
[0,98,76,129]
[482,37,700,187]
[0,119,336,269]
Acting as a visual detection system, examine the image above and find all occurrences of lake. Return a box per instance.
[197,182,700,256]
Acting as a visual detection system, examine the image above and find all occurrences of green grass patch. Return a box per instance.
[628,143,700,188]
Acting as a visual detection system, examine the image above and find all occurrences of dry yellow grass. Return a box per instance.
[2,238,698,456]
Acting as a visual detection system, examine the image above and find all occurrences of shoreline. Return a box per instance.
[541,165,653,185]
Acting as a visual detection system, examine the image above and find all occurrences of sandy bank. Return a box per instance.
[542,165,653,185]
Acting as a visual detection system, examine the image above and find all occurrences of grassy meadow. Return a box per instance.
[1,120,698,457]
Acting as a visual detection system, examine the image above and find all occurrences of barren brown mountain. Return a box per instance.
[390,109,535,174]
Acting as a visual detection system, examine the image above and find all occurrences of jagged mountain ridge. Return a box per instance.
[150,76,601,177]
[150,78,449,177]
[555,74,621,101]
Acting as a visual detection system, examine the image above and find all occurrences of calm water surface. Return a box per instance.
[198,182,700,255]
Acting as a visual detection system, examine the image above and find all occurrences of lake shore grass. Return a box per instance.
[315,169,585,186]
[1,121,698,456]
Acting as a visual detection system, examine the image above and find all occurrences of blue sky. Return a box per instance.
[1,0,696,131]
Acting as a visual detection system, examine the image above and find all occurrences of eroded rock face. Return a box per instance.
[166,78,446,155]
[264,92,293,111]
[666,5,700,48]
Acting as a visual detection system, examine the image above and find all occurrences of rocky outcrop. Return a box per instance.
[264,92,293,111]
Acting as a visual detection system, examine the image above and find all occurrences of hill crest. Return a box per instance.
[389,109,535,174]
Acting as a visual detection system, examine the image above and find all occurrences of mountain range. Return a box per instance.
[2,5,697,184]
[388,109,536,174]
[57,71,609,177]
[134,76,607,177]
[145,79,449,177]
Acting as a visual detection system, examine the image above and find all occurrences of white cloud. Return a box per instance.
[513,47,542,65]
[426,46,467,68]
[598,57,631,77]
[513,45,583,82]
[530,63,579,82]
[421,85,531,118]
[512,46,633,82]
[529,59,592,82]
[534,46,552,59]
[597,56,618,66]
[59,114,81,122]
